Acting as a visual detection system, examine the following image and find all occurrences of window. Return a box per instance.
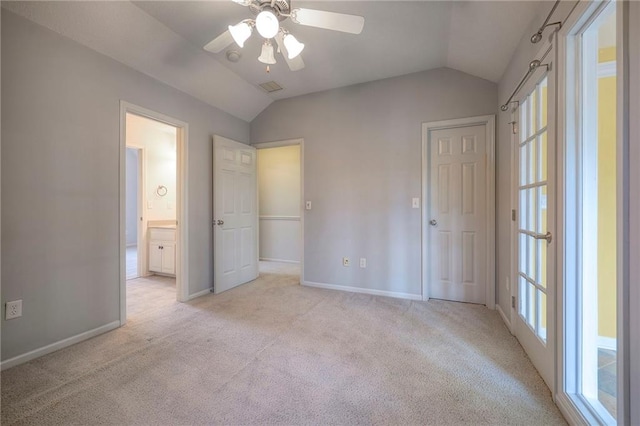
[563,2,618,423]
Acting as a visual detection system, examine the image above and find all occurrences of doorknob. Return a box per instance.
[533,231,552,244]
[429,219,437,226]
[217,220,224,226]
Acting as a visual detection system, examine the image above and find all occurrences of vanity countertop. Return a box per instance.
[147,220,177,230]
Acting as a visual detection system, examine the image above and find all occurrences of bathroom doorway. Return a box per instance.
[120,102,189,324]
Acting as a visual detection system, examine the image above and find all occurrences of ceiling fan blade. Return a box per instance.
[203,30,234,53]
[290,8,364,34]
[231,0,252,6]
[275,33,305,71]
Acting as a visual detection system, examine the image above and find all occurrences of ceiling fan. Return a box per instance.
[203,0,365,71]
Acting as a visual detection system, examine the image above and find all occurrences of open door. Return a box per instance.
[512,56,556,391]
[213,136,258,293]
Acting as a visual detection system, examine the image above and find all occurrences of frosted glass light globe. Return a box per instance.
[256,10,279,39]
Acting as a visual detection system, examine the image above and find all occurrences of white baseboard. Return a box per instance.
[302,280,422,301]
[555,392,588,426]
[496,304,513,334]
[188,288,212,301]
[259,257,300,264]
[597,336,617,351]
[1,320,121,371]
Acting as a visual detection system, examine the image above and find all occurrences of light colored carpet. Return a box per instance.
[1,262,566,425]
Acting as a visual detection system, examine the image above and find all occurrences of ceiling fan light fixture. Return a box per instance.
[228,21,252,48]
[256,9,279,39]
[283,33,304,59]
[258,41,277,64]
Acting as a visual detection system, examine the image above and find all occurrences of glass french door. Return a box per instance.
[513,57,556,390]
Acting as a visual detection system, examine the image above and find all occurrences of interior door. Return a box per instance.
[513,66,555,390]
[213,136,258,293]
[429,124,487,304]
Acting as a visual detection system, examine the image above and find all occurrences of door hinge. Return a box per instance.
[512,209,516,222]
[512,296,516,309]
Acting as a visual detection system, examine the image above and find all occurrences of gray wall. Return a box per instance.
[251,68,497,296]
[1,11,249,361]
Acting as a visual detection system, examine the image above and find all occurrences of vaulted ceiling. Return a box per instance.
[3,1,544,121]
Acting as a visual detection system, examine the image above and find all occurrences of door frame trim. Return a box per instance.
[253,138,305,283]
[421,115,496,308]
[119,101,190,326]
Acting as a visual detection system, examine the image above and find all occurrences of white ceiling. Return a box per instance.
[3,1,543,121]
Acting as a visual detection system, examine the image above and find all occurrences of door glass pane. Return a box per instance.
[529,89,537,138]
[528,138,538,185]
[540,77,548,130]
[528,188,537,232]
[519,276,527,317]
[540,132,548,181]
[520,99,528,141]
[538,290,547,340]
[520,145,528,185]
[519,190,527,229]
[528,235,537,282]
[519,233,527,273]
[537,186,547,234]
[537,239,547,289]
[527,283,536,328]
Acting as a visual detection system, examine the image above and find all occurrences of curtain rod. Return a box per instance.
[500,0,576,112]
[530,0,562,44]
[500,45,553,112]
[500,60,546,111]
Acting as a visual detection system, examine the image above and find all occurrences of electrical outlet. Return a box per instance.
[360,258,367,268]
[342,257,350,267]
[5,300,22,320]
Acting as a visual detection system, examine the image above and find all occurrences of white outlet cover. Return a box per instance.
[342,257,350,267]
[360,258,367,268]
[6,300,22,320]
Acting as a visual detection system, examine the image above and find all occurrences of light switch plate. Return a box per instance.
[305,201,312,210]
[412,198,420,208]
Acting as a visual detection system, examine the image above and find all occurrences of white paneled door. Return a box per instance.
[428,124,487,304]
[213,136,258,294]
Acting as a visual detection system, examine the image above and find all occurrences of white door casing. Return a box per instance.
[422,115,495,307]
[213,135,258,293]
[119,101,189,326]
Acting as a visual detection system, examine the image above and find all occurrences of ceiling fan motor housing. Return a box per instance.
[249,0,291,20]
